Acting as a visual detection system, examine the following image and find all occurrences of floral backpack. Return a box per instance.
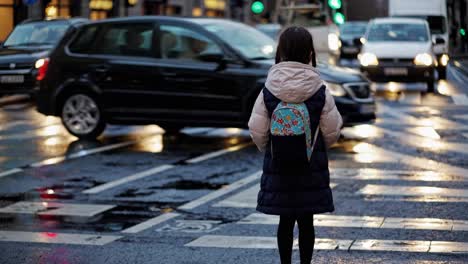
[270,101,320,164]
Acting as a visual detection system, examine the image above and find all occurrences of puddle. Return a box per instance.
[150,180,228,190]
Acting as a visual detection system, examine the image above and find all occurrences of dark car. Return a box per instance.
[338,21,368,59]
[36,17,375,139]
[0,18,87,95]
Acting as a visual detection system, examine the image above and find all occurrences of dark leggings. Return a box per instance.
[277,214,315,264]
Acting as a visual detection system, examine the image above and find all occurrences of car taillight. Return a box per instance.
[35,58,50,81]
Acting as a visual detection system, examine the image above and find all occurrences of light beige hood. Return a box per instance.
[265,61,323,104]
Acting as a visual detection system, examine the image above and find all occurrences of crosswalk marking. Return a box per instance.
[399,92,421,104]
[376,127,468,155]
[451,94,468,105]
[178,170,262,210]
[454,114,468,121]
[185,142,252,164]
[0,202,115,217]
[121,212,180,234]
[84,144,254,195]
[357,184,468,198]
[0,231,121,246]
[354,143,468,178]
[213,183,338,209]
[331,168,465,182]
[83,164,175,194]
[238,213,468,231]
[378,105,468,130]
[186,235,468,254]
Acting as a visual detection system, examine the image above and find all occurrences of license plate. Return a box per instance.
[384,68,408,76]
[342,47,359,53]
[360,104,376,114]
[0,75,24,83]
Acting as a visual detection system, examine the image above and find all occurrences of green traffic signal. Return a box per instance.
[461,28,466,37]
[328,0,342,9]
[333,12,345,25]
[251,1,265,14]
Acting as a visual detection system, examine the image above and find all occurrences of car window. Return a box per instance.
[4,21,69,47]
[159,25,222,62]
[367,23,429,42]
[69,25,99,53]
[340,23,367,35]
[94,23,154,57]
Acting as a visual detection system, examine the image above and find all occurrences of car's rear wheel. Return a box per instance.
[61,92,106,139]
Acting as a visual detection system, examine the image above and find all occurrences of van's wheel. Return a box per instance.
[427,81,435,93]
[61,92,106,139]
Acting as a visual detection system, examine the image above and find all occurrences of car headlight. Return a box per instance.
[358,53,378,66]
[324,81,347,97]
[414,53,433,66]
[439,54,449,67]
[328,33,341,51]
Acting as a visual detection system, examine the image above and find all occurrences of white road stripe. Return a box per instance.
[378,105,468,130]
[186,235,468,254]
[0,168,23,179]
[331,168,465,182]
[0,230,121,246]
[238,213,468,231]
[376,127,468,155]
[452,94,468,105]
[83,164,175,194]
[121,212,180,233]
[0,202,115,217]
[0,138,146,179]
[213,183,338,209]
[358,184,468,198]
[356,143,468,178]
[399,92,421,105]
[454,114,468,121]
[185,143,252,164]
[178,170,262,210]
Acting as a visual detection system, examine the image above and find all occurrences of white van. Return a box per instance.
[389,0,449,79]
[359,18,437,92]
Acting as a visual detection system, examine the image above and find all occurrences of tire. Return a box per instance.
[427,81,435,93]
[60,91,106,139]
[437,67,447,80]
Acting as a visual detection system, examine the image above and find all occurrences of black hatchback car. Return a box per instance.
[0,18,87,95]
[36,17,375,139]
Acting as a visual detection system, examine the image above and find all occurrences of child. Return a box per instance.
[248,26,343,264]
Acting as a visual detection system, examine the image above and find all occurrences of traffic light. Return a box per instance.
[251,1,265,14]
[328,0,342,10]
[328,0,345,25]
[461,28,466,37]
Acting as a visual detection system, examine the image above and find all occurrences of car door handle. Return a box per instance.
[161,71,177,77]
[94,65,109,73]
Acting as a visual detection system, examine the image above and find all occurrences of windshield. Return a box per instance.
[4,21,68,47]
[340,23,367,36]
[202,22,276,60]
[367,23,429,42]
[395,15,446,34]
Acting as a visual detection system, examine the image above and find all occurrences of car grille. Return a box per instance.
[0,62,33,70]
[344,83,371,99]
[378,58,414,66]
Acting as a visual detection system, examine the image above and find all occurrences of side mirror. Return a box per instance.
[434,37,445,45]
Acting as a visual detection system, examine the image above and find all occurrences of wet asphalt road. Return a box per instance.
[0,64,467,264]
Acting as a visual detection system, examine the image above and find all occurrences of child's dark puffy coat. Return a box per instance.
[248,61,343,215]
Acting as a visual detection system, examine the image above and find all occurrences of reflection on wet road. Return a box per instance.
[0,71,468,263]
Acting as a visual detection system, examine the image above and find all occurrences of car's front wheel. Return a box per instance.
[61,92,106,139]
